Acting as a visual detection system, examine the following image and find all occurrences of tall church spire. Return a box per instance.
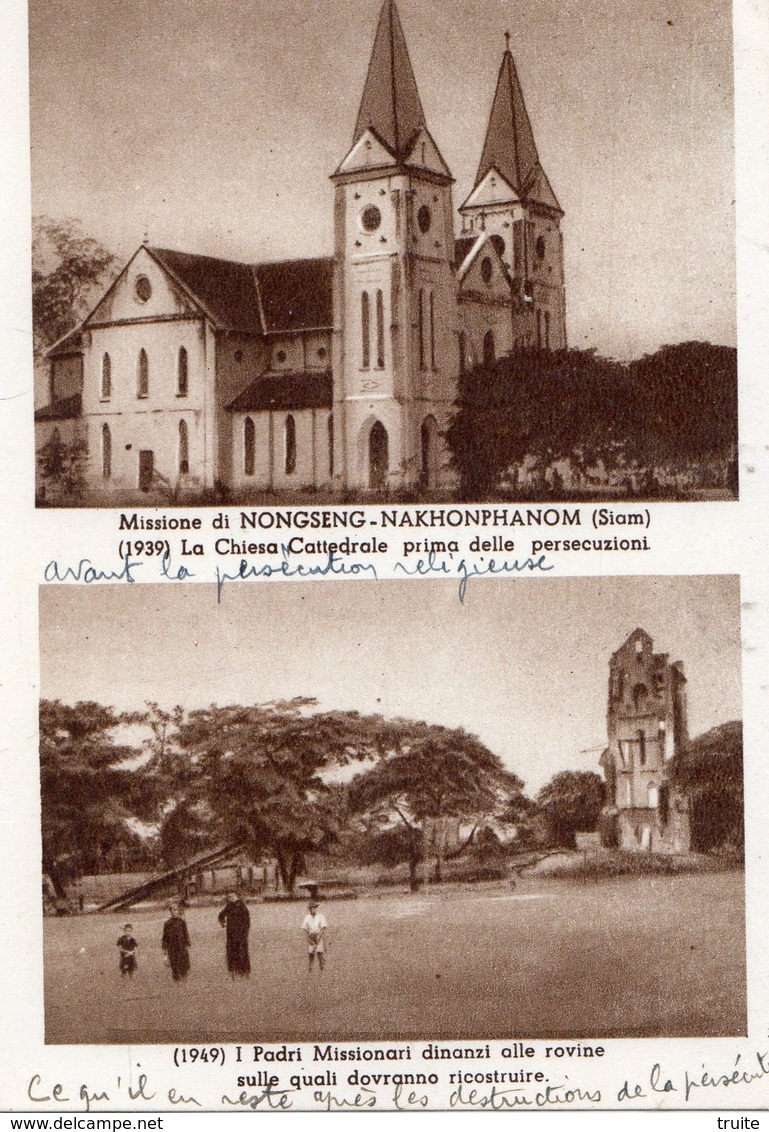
[352,0,427,159]
[475,40,553,205]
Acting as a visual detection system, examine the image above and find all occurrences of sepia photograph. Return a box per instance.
[39,576,745,1045]
[31,0,737,507]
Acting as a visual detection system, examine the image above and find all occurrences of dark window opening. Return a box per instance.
[429,292,436,369]
[101,353,111,399]
[284,414,297,475]
[375,290,385,368]
[361,292,370,368]
[178,419,189,475]
[244,416,255,477]
[137,349,149,398]
[102,424,111,479]
[177,347,188,396]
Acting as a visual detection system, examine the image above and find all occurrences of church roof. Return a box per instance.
[148,248,333,335]
[474,46,561,211]
[352,0,427,160]
[149,248,263,333]
[454,236,477,267]
[228,370,333,412]
[46,328,85,359]
[252,258,334,333]
[34,393,82,421]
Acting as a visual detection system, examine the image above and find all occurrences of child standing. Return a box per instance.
[117,923,138,977]
[301,900,328,972]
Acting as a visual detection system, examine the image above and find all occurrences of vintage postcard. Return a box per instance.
[1,0,768,1124]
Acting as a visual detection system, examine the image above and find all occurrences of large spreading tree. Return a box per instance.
[445,343,737,499]
[39,700,150,897]
[349,722,526,886]
[171,700,387,892]
[533,770,606,849]
[32,216,117,356]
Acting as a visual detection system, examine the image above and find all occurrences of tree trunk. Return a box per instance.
[276,850,301,895]
[408,854,422,892]
[276,851,291,893]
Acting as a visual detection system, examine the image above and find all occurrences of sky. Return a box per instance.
[28,0,736,359]
[39,575,742,794]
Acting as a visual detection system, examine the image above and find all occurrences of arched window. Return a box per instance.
[244,416,255,477]
[284,414,297,475]
[483,329,495,366]
[327,413,334,479]
[375,290,385,368]
[102,423,111,479]
[101,353,111,399]
[418,289,426,369]
[429,291,436,369]
[177,347,188,396]
[633,684,648,713]
[137,349,149,397]
[369,421,388,490]
[178,419,189,475]
[361,292,370,368]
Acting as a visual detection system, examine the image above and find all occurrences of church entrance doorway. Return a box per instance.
[368,421,388,490]
[138,450,154,492]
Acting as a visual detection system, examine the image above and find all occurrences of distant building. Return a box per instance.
[599,628,690,853]
[35,0,566,499]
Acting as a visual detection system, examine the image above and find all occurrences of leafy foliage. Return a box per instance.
[628,343,738,472]
[32,216,117,355]
[534,770,606,849]
[39,700,148,896]
[667,721,743,856]
[445,343,738,499]
[353,824,426,891]
[349,723,526,883]
[36,430,88,504]
[172,701,386,892]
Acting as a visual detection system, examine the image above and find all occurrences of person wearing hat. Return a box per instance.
[301,900,328,972]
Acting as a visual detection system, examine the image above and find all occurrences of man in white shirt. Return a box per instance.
[301,900,328,972]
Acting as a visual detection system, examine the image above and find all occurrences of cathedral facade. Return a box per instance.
[36,0,566,499]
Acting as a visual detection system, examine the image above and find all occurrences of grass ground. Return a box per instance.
[44,871,746,1044]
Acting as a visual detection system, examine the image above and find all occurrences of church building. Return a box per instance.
[36,0,566,499]
[599,629,691,854]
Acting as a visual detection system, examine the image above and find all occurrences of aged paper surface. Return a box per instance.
[2,0,768,1125]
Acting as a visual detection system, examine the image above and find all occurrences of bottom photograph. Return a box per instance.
[38,575,745,1044]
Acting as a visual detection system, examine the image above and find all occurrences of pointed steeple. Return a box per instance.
[475,40,545,199]
[353,0,427,160]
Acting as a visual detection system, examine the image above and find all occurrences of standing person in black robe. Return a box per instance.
[218,892,251,978]
[161,904,191,981]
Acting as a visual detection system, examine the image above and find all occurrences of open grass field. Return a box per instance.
[44,871,746,1044]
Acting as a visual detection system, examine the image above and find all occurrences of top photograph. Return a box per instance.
[31,0,737,508]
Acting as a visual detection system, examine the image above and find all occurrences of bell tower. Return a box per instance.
[460,35,567,351]
[331,0,459,492]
